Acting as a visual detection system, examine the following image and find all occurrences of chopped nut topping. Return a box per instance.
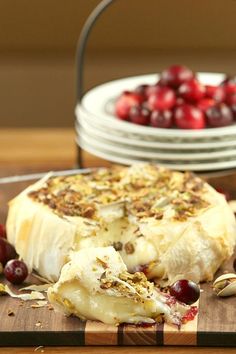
[81,206,95,218]
[96,257,108,269]
[99,270,154,302]
[113,241,123,251]
[28,164,209,223]
[124,242,135,254]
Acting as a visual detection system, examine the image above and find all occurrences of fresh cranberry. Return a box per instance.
[178,79,205,102]
[0,238,17,265]
[221,78,236,98]
[231,105,236,120]
[134,84,149,100]
[206,103,234,127]
[146,84,161,98]
[175,97,185,106]
[197,98,215,112]
[160,65,194,88]
[150,109,173,128]
[4,259,28,284]
[148,87,176,111]
[205,85,225,102]
[169,279,200,305]
[115,91,144,120]
[225,93,236,120]
[174,104,206,129]
[129,105,151,125]
[225,92,236,106]
[0,224,7,238]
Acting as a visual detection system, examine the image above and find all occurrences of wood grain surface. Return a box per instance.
[0,255,235,347]
[1,128,236,354]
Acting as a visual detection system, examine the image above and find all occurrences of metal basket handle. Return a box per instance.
[76,0,115,103]
[75,0,117,167]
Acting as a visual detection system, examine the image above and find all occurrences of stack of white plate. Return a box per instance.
[75,73,236,172]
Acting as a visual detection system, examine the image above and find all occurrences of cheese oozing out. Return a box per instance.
[47,247,191,325]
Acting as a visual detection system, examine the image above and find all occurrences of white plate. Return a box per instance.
[77,113,236,151]
[76,72,236,140]
[77,136,236,171]
[77,106,236,143]
[78,128,236,161]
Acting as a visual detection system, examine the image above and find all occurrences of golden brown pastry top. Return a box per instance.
[28,164,209,222]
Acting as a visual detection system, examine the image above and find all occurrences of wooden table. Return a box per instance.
[0,128,235,354]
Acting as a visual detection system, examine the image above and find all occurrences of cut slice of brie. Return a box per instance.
[47,247,191,325]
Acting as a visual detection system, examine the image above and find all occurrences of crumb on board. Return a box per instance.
[35,321,43,328]
[47,304,54,310]
[7,309,15,316]
[30,300,48,308]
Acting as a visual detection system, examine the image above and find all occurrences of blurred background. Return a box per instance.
[1,0,236,127]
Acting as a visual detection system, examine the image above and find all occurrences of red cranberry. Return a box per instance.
[115,91,144,120]
[226,93,236,120]
[4,259,28,284]
[205,85,225,102]
[178,79,206,102]
[169,279,200,305]
[150,109,173,128]
[160,65,194,88]
[221,76,236,91]
[225,92,236,106]
[145,84,161,98]
[197,98,215,112]
[0,238,17,265]
[174,104,206,129]
[206,103,234,127]
[148,87,176,111]
[175,97,185,106]
[134,84,149,100]
[129,105,151,125]
[231,105,236,120]
[0,224,7,238]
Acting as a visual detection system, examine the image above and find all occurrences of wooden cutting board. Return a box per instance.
[0,255,236,347]
[1,175,236,347]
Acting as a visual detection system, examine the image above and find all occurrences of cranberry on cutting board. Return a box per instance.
[4,259,28,284]
[169,279,200,305]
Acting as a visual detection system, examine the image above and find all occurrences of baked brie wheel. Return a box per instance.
[47,247,193,326]
[6,164,236,283]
